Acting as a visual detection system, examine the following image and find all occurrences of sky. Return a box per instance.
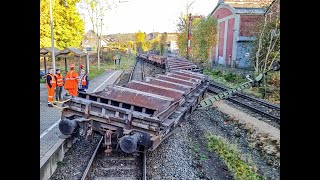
[77,0,218,35]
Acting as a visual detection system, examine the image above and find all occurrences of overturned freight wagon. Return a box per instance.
[59,69,209,154]
[166,57,202,72]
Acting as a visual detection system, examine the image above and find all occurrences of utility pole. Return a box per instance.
[49,0,56,74]
[96,14,101,71]
[187,13,191,60]
[98,17,103,71]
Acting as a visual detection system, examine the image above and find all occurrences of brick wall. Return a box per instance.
[239,15,264,36]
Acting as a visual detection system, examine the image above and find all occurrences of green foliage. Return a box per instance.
[203,68,247,85]
[134,31,147,52]
[207,134,263,180]
[176,14,200,57]
[203,67,279,103]
[199,154,208,161]
[193,16,218,62]
[160,32,167,55]
[40,0,85,49]
[176,14,217,62]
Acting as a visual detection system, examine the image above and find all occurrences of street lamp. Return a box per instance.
[49,0,56,74]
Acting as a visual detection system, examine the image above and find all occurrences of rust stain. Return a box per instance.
[94,86,174,114]
[126,81,184,101]
[145,78,191,93]
[156,75,196,87]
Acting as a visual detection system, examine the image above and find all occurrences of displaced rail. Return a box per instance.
[81,137,104,180]
[208,82,280,122]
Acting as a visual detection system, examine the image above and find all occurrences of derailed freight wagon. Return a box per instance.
[58,69,209,154]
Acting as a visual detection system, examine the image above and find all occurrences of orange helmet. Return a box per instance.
[70,64,75,68]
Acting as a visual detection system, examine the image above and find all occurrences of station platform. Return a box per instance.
[40,70,123,179]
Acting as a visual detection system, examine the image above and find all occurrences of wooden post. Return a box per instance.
[78,56,81,75]
[64,57,67,74]
[86,53,89,74]
[44,56,47,74]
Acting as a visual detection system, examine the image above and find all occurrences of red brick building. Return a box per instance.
[210,0,273,68]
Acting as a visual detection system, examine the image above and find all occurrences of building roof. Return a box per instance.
[84,30,108,43]
[225,0,273,9]
[265,0,279,14]
[210,0,273,16]
[58,47,85,57]
[40,47,61,56]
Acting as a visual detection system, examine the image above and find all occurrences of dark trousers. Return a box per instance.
[55,86,63,101]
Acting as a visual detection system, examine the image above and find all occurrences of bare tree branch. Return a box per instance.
[268,49,280,70]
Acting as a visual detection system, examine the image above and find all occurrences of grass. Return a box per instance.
[203,68,270,100]
[203,67,280,103]
[40,55,136,83]
[200,154,208,161]
[203,68,247,89]
[104,55,136,71]
[206,134,263,180]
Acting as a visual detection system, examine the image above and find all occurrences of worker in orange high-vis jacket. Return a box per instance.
[64,64,79,96]
[46,68,56,107]
[54,69,64,101]
[78,69,89,93]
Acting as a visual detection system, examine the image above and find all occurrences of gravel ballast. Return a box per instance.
[49,135,101,180]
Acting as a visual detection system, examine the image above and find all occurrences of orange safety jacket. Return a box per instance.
[81,74,87,86]
[64,70,78,90]
[55,74,64,87]
[46,74,56,88]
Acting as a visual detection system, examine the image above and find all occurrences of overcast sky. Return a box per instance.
[77,0,218,35]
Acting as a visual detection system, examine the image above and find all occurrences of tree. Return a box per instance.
[250,0,280,99]
[193,16,218,62]
[77,0,115,70]
[159,32,167,55]
[176,13,200,58]
[251,0,280,73]
[40,0,85,49]
[134,31,146,52]
[176,13,217,62]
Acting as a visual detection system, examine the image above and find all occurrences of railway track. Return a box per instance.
[129,59,144,81]
[208,82,280,123]
[79,57,148,179]
[81,137,147,180]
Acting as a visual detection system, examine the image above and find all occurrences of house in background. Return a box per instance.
[81,30,108,52]
[166,33,178,53]
[210,0,273,69]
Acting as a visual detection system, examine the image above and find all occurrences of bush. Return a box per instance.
[223,72,238,83]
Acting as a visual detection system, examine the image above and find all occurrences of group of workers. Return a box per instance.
[45,64,89,107]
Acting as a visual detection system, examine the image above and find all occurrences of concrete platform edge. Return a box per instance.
[40,137,75,180]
